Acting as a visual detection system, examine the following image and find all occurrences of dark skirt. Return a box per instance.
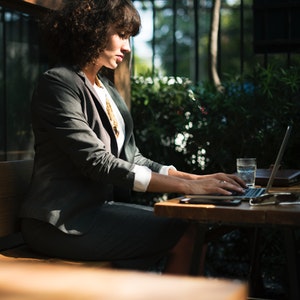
[21,201,188,271]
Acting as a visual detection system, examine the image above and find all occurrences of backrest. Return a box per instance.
[0,160,33,238]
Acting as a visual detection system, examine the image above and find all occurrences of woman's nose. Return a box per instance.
[122,39,131,52]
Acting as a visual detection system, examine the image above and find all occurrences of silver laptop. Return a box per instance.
[184,125,292,201]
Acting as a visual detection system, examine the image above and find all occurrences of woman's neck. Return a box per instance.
[83,64,102,86]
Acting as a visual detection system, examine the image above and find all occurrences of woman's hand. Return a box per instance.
[147,170,246,195]
[184,176,245,196]
[167,169,246,195]
[200,172,246,188]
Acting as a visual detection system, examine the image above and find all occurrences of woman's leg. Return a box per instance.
[21,201,188,272]
[164,223,197,275]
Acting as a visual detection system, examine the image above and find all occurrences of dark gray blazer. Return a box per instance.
[21,65,163,235]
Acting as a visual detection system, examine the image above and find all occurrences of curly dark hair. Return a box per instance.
[40,0,141,68]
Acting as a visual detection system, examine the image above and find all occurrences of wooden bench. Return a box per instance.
[0,260,247,300]
[0,160,111,268]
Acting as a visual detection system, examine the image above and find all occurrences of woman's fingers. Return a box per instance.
[216,179,245,194]
[211,173,246,188]
[188,178,245,195]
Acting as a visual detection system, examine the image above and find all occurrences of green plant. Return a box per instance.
[131,74,196,171]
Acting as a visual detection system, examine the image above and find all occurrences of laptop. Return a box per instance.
[255,168,300,187]
[182,125,293,202]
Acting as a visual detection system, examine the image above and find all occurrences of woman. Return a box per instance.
[21,0,245,274]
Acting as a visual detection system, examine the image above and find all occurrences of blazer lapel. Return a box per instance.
[100,76,134,145]
[77,70,119,155]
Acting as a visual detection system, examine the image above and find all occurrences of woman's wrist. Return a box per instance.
[168,168,202,180]
[147,172,188,194]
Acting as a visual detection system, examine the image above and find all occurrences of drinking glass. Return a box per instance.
[236,158,257,188]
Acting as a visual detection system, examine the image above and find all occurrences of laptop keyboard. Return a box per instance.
[244,187,266,198]
[232,187,266,199]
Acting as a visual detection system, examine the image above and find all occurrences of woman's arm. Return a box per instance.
[146,169,246,195]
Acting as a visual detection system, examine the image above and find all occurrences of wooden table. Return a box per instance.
[154,185,300,300]
[0,261,247,300]
[154,197,300,226]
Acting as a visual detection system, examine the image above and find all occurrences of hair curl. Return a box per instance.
[40,0,141,68]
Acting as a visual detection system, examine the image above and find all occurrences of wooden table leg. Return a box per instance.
[189,223,208,276]
[248,227,265,298]
[189,224,238,276]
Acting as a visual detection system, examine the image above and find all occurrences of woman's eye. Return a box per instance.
[119,32,127,39]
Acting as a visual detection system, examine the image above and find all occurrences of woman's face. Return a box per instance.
[96,29,131,70]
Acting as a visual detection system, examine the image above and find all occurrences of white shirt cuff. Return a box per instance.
[159,165,177,175]
[132,165,152,192]
[132,165,177,192]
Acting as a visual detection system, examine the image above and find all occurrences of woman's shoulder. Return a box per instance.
[39,65,85,88]
[43,65,78,80]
